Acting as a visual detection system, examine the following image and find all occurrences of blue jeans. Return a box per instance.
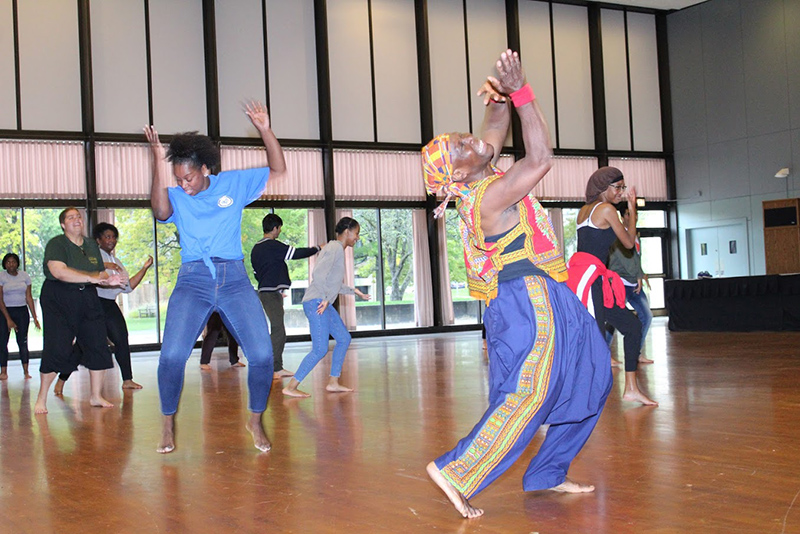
[158,260,272,415]
[626,286,652,351]
[294,299,351,383]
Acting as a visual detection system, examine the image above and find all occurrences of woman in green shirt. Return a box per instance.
[33,207,123,415]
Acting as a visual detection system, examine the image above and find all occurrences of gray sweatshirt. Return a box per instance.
[607,237,646,287]
[302,240,355,304]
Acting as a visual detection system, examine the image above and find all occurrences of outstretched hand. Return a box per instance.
[477,79,506,106]
[244,101,271,132]
[492,49,526,94]
[143,125,165,159]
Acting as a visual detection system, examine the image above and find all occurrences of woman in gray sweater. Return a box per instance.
[282,217,369,397]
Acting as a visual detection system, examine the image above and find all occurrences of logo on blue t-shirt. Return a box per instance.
[217,195,233,208]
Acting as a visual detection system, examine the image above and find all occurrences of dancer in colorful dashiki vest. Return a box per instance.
[422,50,612,519]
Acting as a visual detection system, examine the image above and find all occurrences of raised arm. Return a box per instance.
[596,189,637,249]
[245,101,287,180]
[144,126,173,221]
[482,50,553,212]
[477,80,510,166]
[128,255,154,290]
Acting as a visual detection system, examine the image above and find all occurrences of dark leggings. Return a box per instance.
[200,312,240,365]
[590,280,641,372]
[0,306,31,366]
[60,298,133,382]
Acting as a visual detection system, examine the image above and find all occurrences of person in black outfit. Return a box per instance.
[251,213,321,379]
[199,311,242,369]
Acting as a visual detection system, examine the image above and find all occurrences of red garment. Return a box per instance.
[566,252,626,309]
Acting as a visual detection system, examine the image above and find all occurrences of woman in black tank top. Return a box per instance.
[574,167,657,406]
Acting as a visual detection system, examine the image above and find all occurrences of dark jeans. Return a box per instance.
[199,312,240,365]
[258,291,286,373]
[0,306,31,366]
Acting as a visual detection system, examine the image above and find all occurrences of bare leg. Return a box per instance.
[0,367,7,380]
[622,371,658,406]
[122,379,143,389]
[282,377,311,398]
[89,370,114,408]
[34,372,57,414]
[550,477,595,493]
[53,378,65,396]
[157,414,175,453]
[22,363,31,379]
[426,462,484,519]
[326,376,353,393]
[611,359,623,368]
[245,412,271,452]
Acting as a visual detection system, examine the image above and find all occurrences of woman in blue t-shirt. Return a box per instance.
[0,253,40,380]
[144,101,286,454]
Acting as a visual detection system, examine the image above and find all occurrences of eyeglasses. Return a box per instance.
[609,184,627,192]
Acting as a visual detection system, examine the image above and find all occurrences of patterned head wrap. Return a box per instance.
[585,166,624,203]
[422,134,453,196]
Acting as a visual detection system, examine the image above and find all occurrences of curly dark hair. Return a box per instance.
[93,222,119,240]
[167,132,220,172]
[2,253,20,270]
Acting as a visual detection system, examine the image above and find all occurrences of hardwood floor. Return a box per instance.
[1,318,799,533]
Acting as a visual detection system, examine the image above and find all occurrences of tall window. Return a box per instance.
[445,210,480,325]
[351,209,382,330]
[112,209,160,345]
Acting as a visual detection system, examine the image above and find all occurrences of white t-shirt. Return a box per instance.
[0,270,32,307]
[96,249,133,301]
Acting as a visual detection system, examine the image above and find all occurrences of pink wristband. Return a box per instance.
[510,84,535,107]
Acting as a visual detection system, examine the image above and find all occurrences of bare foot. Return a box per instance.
[231,361,246,368]
[34,401,48,414]
[426,462,484,519]
[611,359,623,368]
[0,372,7,380]
[53,378,65,396]
[274,369,294,379]
[282,386,311,398]
[622,390,658,406]
[24,373,32,379]
[90,396,114,408]
[199,364,211,371]
[638,356,654,364]
[326,383,354,393]
[157,415,175,453]
[550,478,595,493]
[326,377,353,393]
[246,414,271,452]
[122,380,143,389]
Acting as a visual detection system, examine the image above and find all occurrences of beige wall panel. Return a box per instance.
[372,0,420,143]
[466,0,508,141]
[602,9,631,151]
[0,0,16,129]
[428,0,470,136]
[519,1,556,143]
[552,3,594,149]
[265,0,319,140]
[328,0,374,142]
[628,12,662,152]
[17,0,81,131]
[149,0,207,135]
[91,0,149,134]
[217,0,267,138]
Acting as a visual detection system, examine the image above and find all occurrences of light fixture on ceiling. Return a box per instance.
[775,167,790,178]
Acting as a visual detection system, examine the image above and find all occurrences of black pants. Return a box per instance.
[259,291,286,373]
[0,306,31,366]
[590,280,642,372]
[199,312,240,365]
[40,280,111,375]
